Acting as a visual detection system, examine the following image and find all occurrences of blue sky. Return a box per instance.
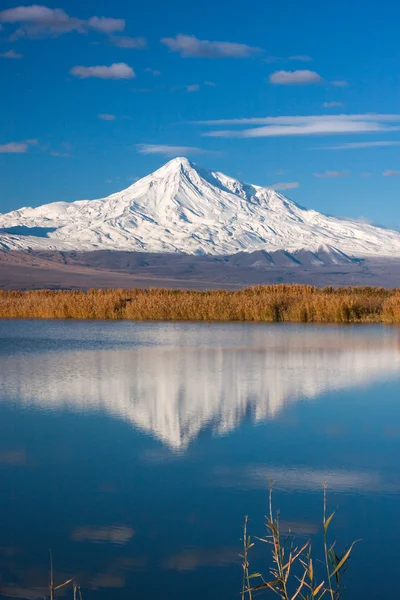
[1,0,400,228]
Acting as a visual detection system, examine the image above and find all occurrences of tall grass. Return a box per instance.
[48,551,82,600]
[1,285,400,322]
[11,490,354,599]
[241,486,356,599]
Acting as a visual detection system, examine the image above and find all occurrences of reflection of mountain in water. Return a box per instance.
[0,327,399,449]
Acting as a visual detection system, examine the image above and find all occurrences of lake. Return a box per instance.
[0,320,400,599]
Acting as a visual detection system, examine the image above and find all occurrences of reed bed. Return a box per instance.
[1,285,400,323]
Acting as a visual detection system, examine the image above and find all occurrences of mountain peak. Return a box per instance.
[1,159,400,257]
[166,156,192,167]
[157,156,194,174]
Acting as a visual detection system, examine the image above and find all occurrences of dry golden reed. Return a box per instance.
[1,285,400,323]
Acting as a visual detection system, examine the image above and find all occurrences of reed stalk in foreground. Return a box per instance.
[241,485,356,599]
[47,550,82,600]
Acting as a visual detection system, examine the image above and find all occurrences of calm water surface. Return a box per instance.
[0,320,400,599]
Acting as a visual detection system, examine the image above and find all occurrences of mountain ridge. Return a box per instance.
[1,156,400,258]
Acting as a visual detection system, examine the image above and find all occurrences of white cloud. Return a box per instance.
[0,49,23,58]
[110,35,146,48]
[314,170,349,178]
[383,169,400,176]
[98,113,116,120]
[0,5,125,39]
[332,80,348,87]
[0,142,28,153]
[136,144,215,157]
[323,101,343,108]
[0,5,83,37]
[200,114,400,139]
[70,63,135,80]
[323,141,400,150]
[268,181,300,190]
[161,34,261,58]
[204,80,216,87]
[269,69,323,85]
[87,16,124,34]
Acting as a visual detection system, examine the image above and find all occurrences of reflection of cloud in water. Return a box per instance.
[71,525,134,545]
[0,553,145,599]
[279,520,319,536]
[0,585,49,599]
[0,327,399,449]
[162,546,239,571]
[0,449,27,466]
[214,464,400,494]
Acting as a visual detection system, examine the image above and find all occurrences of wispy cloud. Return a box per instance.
[265,55,313,63]
[200,114,400,139]
[289,54,312,62]
[340,215,373,225]
[268,181,300,190]
[323,141,400,150]
[171,83,203,93]
[0,49,23,58]
[0,141,29,153]
[136,144,216,157]
[323,101,343,108]
[98,113,116,120]
[0,5,125,39]
[314,170,349,178]
[49,150,71,157]
[161,34,261,58]
[145,68,161,76]
[110,35,146,48]
[383,169,400,176]
[332,80,348,87]
[70,63,135,80]
[269,69,323,85]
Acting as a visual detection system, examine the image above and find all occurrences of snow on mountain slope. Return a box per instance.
[1,156,400,257]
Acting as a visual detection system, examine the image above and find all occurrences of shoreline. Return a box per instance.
[1,285,400,323]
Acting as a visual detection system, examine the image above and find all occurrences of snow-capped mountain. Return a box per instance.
[1,156,400,258]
